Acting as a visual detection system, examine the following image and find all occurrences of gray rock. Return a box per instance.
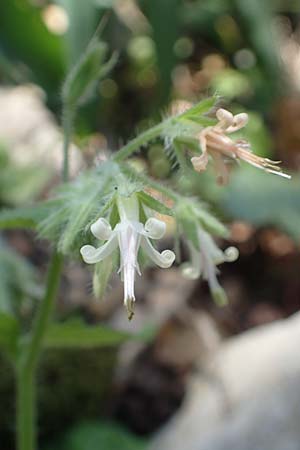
[149,312,300,450]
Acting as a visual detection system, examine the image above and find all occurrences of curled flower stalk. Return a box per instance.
[80,194,175,319]
[182,227,239,305]
[190,108,291,184]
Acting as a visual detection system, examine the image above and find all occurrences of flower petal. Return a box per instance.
[216,108,234,130]
[227,112,248,133]
[91,217,112,240]
[80,235,118,264]
[144,218,166,239]
[141,237,175,268]
[198,229,225,264]
[202,250,220,285]
[191,153,209,172]
[224,246,239,262]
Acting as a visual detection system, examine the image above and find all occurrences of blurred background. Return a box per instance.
[1,1,300,449]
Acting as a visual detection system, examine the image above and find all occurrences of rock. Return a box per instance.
[149,312,300,450]
[0,85,82,175]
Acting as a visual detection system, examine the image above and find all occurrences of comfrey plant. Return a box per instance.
[0,37,290,450]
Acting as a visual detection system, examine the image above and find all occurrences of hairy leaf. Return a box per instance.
[137,191,173,216]
[0,206,47,230]
[178,96,218,119]
[38,162,119,254]
[62,37,117,110]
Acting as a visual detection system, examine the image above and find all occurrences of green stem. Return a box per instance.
[113,121,168,162]
[17,369,35,450]
[62,110,73,182]
[23,252,63,374]
[16,104,72,450]
[17,252,63,450]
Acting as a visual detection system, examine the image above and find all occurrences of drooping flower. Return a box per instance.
[182,226,238,305]
[191,108,291,184]
[80,194,175,319]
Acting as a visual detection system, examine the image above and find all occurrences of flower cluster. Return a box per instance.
[80,194,175,319]
[78,104,291,320]
[190,108,291,184]
[182,226,238,305]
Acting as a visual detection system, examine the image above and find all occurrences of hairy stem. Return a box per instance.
[113,121,168,162]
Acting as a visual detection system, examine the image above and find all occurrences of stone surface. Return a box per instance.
[0,85,81,174]
[149,312,300,450]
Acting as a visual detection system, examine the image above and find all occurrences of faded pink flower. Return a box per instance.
[191,108,290,184]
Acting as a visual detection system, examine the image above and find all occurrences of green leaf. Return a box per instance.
[178,96,218,120]
[0,313,19,357]
[222,167,299,239]
[184,116,217,127]
[62,37,117,110]
[0,0,65,95]
[0,242,41,315]
[48,421,146,450]
[163,96,218,145]
[38,162,119,254]
[0,206,47,230]
[137,191,173,216]
[141,0,180,107]
[57,0,99,65]
[44,319,133,349]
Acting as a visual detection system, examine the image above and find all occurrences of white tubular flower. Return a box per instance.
[80,194,175,320]
[182,228,239,305]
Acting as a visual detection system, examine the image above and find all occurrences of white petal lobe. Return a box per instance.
[91,217,112,240]
[80,235,118,264]
[144,218,166,239]
[141,237,175,268]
